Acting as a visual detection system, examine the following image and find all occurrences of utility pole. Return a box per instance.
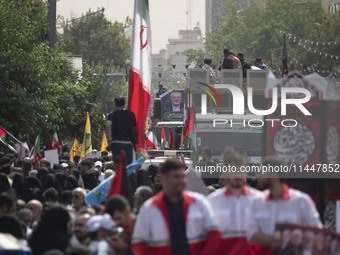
[47,0,57,50]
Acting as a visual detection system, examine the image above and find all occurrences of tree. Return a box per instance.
[184,48,206,68]
[62,10,131,68]
[0,0,105,146]
[206,0,325,72]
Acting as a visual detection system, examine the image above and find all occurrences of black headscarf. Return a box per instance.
[55,172,67,191]
[43,174,62,194]
[12,173,31,202]
[30,188,43,202]
[37,167,50,184]
[64,175,79,191]
[59,190,72,205]
[83,170,99,190]
[0,215,24,239]
[128,172,137,195]
[26,175,42,190]
[29,206,70,255]
[136,169,155,192]
[0,173,12,193]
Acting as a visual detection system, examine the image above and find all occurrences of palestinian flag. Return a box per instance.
[184,104,198,167]
[31,134,41,165]
[127,0,151,160]
[0,126,16,153]
[161,126,169,149]
[146,129,159,149]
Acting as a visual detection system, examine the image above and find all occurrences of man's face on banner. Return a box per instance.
[170,92,181,107]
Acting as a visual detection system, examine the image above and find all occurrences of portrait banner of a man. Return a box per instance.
[160,90,185,121]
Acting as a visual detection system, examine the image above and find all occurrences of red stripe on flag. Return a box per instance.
[107,150,125,197]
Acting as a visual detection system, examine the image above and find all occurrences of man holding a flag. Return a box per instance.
[106,96,138,165]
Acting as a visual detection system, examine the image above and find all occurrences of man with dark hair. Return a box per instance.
[247,156,322,255]
[202,58,217,84]
[80,159,92,173]
[106,195,135,255]
[23,161,32,177]
[132,159,221,255]
[43,187,59,204]
[199,147,218,186]
[254,57,268,70]
[40,159,51,168]
[0,192,16,216]
[0,163,11,175]
[237,52,245,66]
[208,152,262,255]
[220,48,233,70]
[105,96,138,165]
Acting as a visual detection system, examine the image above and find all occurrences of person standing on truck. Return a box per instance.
[105,96,138,165]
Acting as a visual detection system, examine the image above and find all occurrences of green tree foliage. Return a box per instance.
[62,10,131,67]
[206,0,325,72]
[0,0,105,145]
[184,48,206,68]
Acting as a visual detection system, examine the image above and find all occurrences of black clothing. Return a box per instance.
[107,109,137,144]
[164,195,190,255]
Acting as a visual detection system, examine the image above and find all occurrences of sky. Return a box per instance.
[57,0,206,53]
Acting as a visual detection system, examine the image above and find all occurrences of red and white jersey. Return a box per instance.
[247,184,322,255]
[207,185,263,255]
[132,191,221,255]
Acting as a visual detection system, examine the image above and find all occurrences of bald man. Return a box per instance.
[27,200,42,223]
[71,188,87,214]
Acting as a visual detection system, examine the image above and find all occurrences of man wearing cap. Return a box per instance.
[253,57,268,70]
[61,162,70,175]
[80,159,92,174]
[94,161,105,182]
[87,214,117,255]
[247,157,322,255]
[105,96,138,165]
[208,152,262,255]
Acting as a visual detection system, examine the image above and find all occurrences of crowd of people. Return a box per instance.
[202,48,269,83]
[0,145,336,255]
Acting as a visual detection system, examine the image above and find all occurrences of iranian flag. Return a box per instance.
[128,0,151,160]
[0,126,16,152]
[146,129,159,149]
[52,131,60,150]
[161,126,169,149]
[31,134,41,165]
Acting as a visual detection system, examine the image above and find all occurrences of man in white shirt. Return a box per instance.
[247,156,322,255]
[208,152,262,255]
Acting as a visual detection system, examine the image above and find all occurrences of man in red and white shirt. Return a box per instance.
[208,152,263,255]
[132,159,221,255]
[247,156,322,255]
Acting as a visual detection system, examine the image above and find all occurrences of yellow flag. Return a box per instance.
[81,112,92,158]
[100,131,108,157]
[70,138,80,163]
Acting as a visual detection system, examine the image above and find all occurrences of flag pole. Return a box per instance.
[1,127,21,144]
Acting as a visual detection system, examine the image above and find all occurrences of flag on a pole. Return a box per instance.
[146,129,159,149]
[70,138,81,163]
[282,32,288,76]
[100,131,108,157]
[0,126,17,153]
[184,104,197,167]
[81,112,92,158]
[128,0,152,160]
[52,131,60,150]
[161,126,169,150]
[107,150,133,206]
[31,134,41,165]
[169,131,175,150]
